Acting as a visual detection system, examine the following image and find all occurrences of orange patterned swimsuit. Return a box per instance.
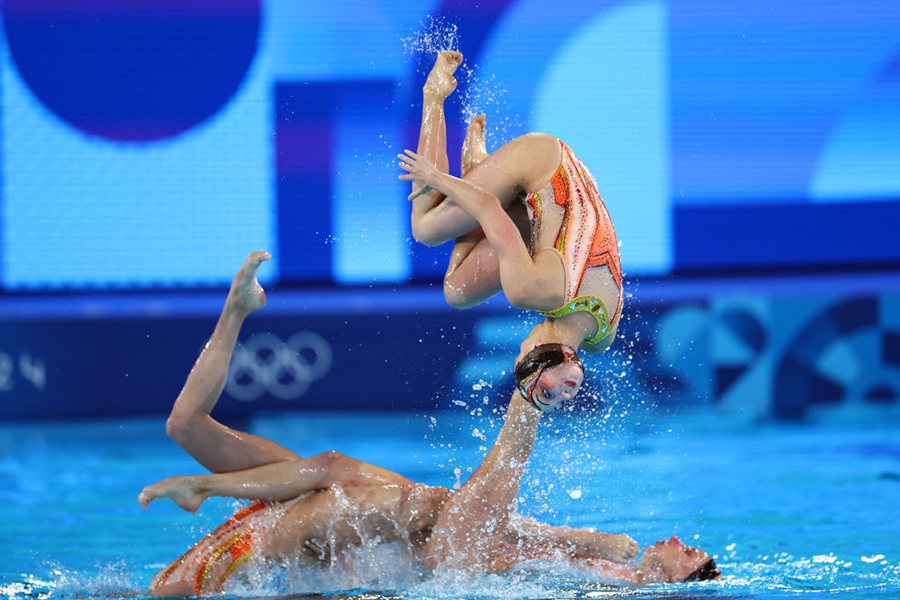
[149,502,269,596]
[522,140,623,345]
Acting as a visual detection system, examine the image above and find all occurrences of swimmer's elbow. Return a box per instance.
[411,222,446,248]
[505,279,563,312]
[504,284,535,310]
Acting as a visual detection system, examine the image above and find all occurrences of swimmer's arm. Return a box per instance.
[514,516,639,563]
[473,200,565,310]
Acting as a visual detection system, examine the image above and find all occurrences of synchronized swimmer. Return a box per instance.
[401,51,623,413]
[139,253,719,596]
[137,50,719,595]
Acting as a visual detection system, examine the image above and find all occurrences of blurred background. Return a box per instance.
[1,0,899,422]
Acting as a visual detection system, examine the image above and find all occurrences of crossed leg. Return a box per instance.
[165,251,302,474]
[410,53,561,249]
[411,53,561,309]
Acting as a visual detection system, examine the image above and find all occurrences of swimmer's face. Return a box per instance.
[641,536,712,582]
[531,360,584,411]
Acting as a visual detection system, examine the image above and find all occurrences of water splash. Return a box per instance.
[403,16,523,149]
[459,66,524,147]
[401,16,460,57]
[2,562,139,600]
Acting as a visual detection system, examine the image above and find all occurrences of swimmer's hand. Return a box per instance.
[139,475,206,513]
[398,150,443,198]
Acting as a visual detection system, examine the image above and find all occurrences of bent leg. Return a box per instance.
[413,133,561,247]
[443,230,501,308]
[410,56,560,248]
[442,116,532,308]
[443,200,530,309]
[166,252,301,473]
[426,392,541,569]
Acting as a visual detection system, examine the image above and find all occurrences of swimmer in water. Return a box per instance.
[401,50,623,412]
[139,253,719,596]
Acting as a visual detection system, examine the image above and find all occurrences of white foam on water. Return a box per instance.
[18,561,139,599]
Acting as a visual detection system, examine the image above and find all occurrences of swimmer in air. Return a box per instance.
[402,51,624,412]
[138,253,718,596]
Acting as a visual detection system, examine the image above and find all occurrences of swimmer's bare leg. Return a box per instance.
[410,50,461,236]
[139,450,415,513]
[426,392,540,569]
[165,251,301,473]
[444,115,534,308]
[461,114,489,177]
[411,133,561,247]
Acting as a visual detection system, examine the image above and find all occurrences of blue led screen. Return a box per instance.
[1,0,898,290]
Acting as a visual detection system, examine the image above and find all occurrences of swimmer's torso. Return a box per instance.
[150,484,444,596]
[266,484,437,561]
[522,139,623,345]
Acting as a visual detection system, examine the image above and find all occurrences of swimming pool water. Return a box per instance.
[1,408,898,600]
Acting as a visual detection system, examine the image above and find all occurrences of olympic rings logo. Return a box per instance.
[225,331,333,401]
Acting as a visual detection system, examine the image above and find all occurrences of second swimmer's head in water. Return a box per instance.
[514,343,584,412]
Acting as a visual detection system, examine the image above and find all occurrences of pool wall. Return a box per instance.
[3,272,898,421]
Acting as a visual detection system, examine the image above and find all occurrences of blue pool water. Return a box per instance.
[1,407,898,599]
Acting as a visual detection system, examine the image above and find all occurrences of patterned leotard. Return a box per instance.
[522,140,623,345]
[149,502,272,596]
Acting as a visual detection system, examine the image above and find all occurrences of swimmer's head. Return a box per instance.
[514,343,584,412]
[641,536,720,583]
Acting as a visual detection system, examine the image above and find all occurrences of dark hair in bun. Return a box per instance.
[514,343,582,409]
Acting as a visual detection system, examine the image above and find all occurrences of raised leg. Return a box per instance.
[461,114,489,178]
[444,115,499,307]
[410,52,561,248]
[426,392,541,569]
[165,251,302,474]
[410,51,460,232]
[443,116,539,308]
[412,133,561,247]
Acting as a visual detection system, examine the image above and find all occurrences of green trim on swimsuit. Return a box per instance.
[537,295,611,345]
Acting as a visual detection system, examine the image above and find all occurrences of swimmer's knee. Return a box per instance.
[165,414,188,442]
[311,450,349,471]
[165,412,207,444]
[316,450,345,463]
[443,277,472,309]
